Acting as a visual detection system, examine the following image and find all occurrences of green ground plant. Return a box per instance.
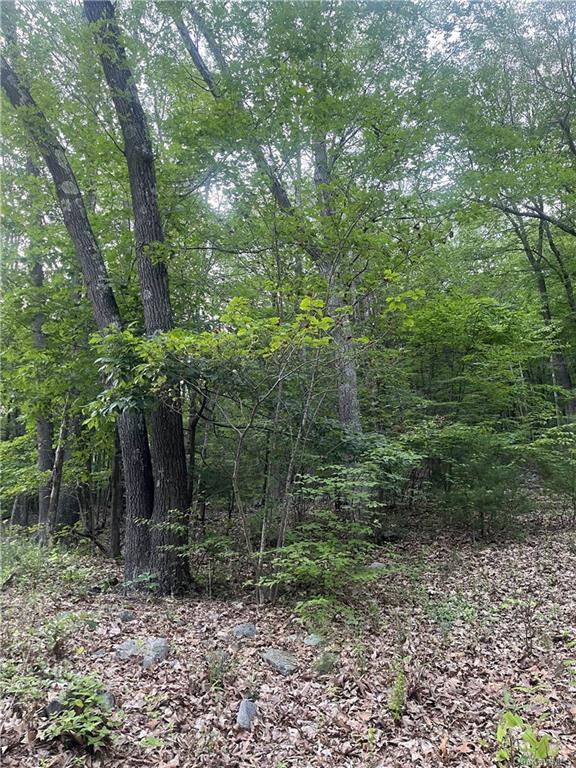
[495,711,559,766]
[41,674,119,749]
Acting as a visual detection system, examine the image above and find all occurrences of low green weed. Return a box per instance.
[41,674,119,749]
[388,660,407,723]
[426,595,478,631]
[495,710,558,765]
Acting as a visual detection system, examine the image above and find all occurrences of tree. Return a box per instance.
[84,0,191,593]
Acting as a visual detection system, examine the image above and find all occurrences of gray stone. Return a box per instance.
[45,697,66,717]
[116,637,169,668]
[119,609,137,622]
[303,634,323,647]
[313,651,338,676]
[116,638,141,659]
[236,698,257,730]
[367,561,388,570]
[231,622,257,639]
[262,648,298,676]
[101,691,115,710]
[142,637,170,669]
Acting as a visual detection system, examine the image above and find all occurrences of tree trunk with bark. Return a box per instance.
[508,214,575,417]
[46,399,69,541]
[110,427,123,559]
[84,0,192,593]
[28,192,55,537]
[1,53,154,581]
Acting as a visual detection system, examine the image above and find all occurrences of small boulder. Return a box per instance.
[142,637,170,669]
[262,648,298,676]
[375,529,404,543]
[236,698,257,730]
[232,622,257,639]
[116,638,141,659]
[367,561,387,570]
[45,697,66,717]
[303,634,323,647]
[119,609,137,623]
[313,651,338,676]
[116,637,169,668]
[101,691,115,710]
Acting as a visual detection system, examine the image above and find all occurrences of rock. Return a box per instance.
[142,637,170,669]
[313,651,338,676]
[375,529,404,543]
[101,691,115,710]
[236,698,257,730]
[119,609,136,623]
[231,622,256,639]
[367,561,388,570]
[262,648,298,676]
[45,697,66,717]
[116,638,141,659]
[116,637,169,668]
[303,634,323,647]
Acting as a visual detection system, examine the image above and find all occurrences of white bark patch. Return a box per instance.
[55,149,67,169]
[60,180,79,196]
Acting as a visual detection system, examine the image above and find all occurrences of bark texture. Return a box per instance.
[84,0,191,593]
[1,54,154,578]
[29,251,55,537]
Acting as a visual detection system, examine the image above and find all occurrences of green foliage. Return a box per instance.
[495,711,559,766]
[41,612,97,660]
[411,422,528,535]
[426,595,478,631]
[191,533,236,595]
[524,425,576,513]
[204,650,234,691]
[0,525,107,592]
[258,511,374,597]
[42,675,118,749]
[387,661,407,724]
[0,660,51,703]
[297,436,422,521]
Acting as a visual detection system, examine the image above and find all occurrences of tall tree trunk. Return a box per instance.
[46,399,69,541]
[312,130,362,433]
[110,427,123,559]
[28,198,55,536]
[325,288,362,432]
[508,214,574,417]
[545,224,576,316]
[532,263,573,395]
[187,392,206,506]
[1,54,154,581]
[84,0,191,593]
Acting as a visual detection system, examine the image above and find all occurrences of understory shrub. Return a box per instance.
[495,710,559,765]
[411,422,528,536]
[41,674,119,749]
[524,424,576,516]
[258,510,374,598]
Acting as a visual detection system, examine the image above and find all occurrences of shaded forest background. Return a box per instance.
[1,0,576,598]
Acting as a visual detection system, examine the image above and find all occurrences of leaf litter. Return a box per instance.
[1,526,575,767]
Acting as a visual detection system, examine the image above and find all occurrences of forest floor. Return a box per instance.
[1,507,576,768]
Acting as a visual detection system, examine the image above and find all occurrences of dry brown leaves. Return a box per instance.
[1,523,575,768]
